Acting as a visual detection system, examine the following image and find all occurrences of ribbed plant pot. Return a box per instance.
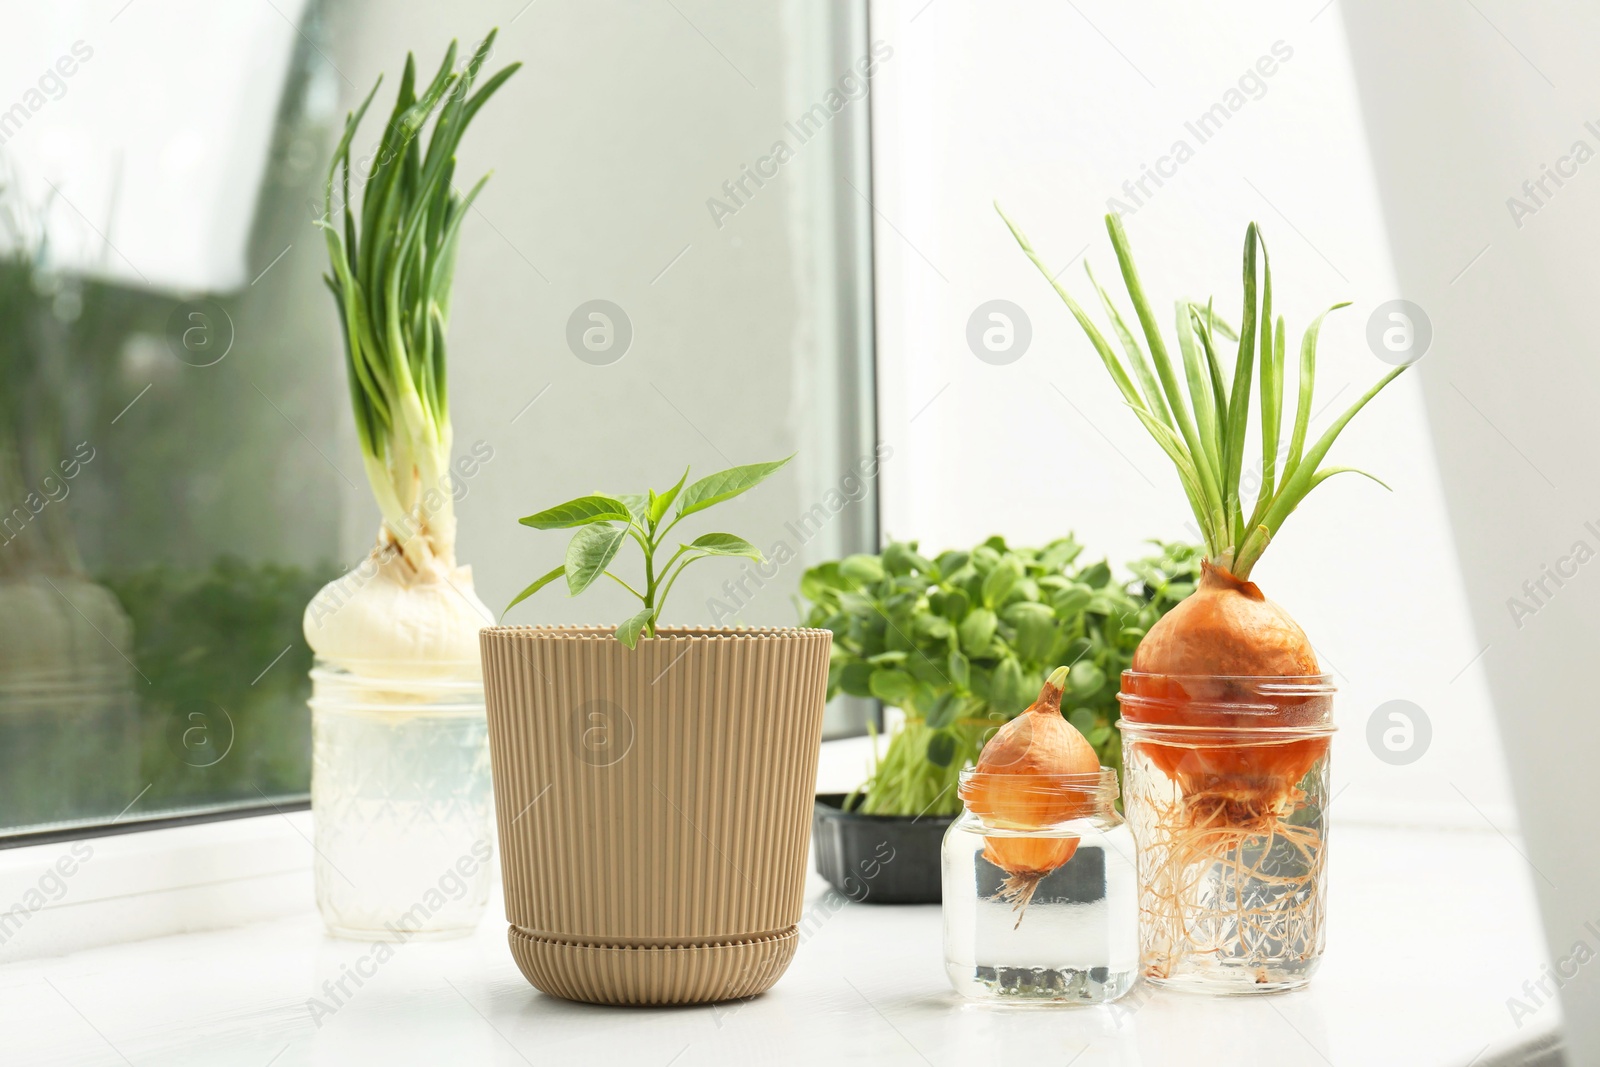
[479,625,831,1006]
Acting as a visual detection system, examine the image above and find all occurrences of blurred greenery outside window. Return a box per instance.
[0,5,345,837]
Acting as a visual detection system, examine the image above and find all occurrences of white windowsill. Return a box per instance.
[0,739,1566,1066]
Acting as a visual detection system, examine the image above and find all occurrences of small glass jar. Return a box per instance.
[309,659,493,940]
[1118,672,1336,993]
[941,768,1137,1004]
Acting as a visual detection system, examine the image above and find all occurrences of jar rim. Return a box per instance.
[310,659,483,690]
[1120,670,1335,688]
[1118,670,1335,733]
[957,766,1119,812]
[1116,720,1337,741]
[478,625,833,642]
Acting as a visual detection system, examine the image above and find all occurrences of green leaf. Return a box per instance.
[882,542,932,577]
[925,692,961,730]
[799,562,849,602]
[1257,313,1286,517]
[1256,244,1277,521]
[1039,538,1083,572]
[323,37,518,507]
[992,658,1029,715]
[1193,301,1233,463]
[676,456,792,517]
[1237,362,1407,574]
[503,565,564,617]
[997,204,1148,413]
[565,523,627,595]
[981,563,1017,609]
[1067,708,1098,735]
[1224,224,1260,548]
[839,662,874,697]
[1067,661,1106,695]
[868,668,918,706]
[948,649,970,689]
[1105,214,1222,527]
[958,608,998,657]
[910,682,942,715]
[938,587,971,622]
[684,533,763,559]
[926,731,957,768]
[1079,561,1112,589]
[837,592,878,617]
[521,495,634,530]
[1175,301,1223,546]
[617,493,649,524]
[1192,302,1238,341]
[1285,303,1350,481]
[1050,585,1093,619]
[1003,601,1058,663]
[615,606,656,648]
[1087,260,1172,427]
[650,467,691,523]
[839,554,886,586]
[1309,466,1393,492]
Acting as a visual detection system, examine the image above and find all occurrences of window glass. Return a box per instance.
[0,0,878,839]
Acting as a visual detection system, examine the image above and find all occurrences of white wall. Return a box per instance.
[868,0,1515,829]
[320,1,878,629]
[320,2,880,734]
[1338,1,1600,1059]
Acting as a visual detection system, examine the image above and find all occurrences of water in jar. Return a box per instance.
[942,817,1138,1003]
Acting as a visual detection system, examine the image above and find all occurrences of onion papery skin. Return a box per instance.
[303,544,489,681]
[981,836,1079,877]
[1132,561,1317,678]
[967,673,1101,881]
[1124,561,1327,805]
[1122,560,1332,813]
[961,773,1105,875]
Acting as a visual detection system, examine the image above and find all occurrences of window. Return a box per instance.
[0,0,879,840]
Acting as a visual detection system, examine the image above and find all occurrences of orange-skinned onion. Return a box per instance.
[1127,561,1326,808]
[961,667,1099,918]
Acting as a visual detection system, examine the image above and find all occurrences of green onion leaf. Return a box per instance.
[1002,206,1407,580]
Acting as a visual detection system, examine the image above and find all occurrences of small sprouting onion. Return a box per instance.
[303,33,517,673]
[960,667,1100,923]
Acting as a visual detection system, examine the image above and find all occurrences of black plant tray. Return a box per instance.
[812,793,953,905]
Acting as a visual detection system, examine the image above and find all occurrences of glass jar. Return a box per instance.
[309,659,493,940]
[1118,672,1336,993]
[941,768,1137,1004]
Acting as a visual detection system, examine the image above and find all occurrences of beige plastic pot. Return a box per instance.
[479,625,831,1006]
